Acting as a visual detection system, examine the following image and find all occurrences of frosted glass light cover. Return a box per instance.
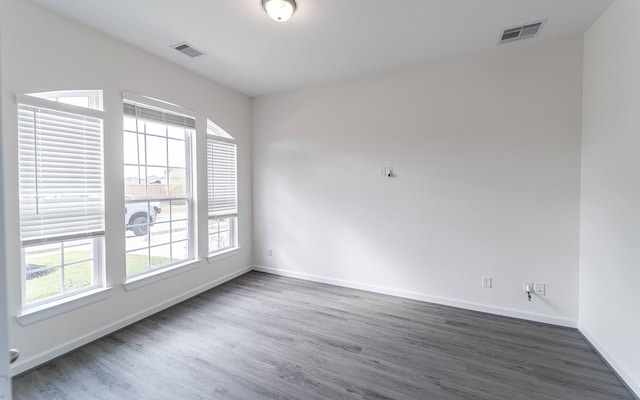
[264,0,296,22]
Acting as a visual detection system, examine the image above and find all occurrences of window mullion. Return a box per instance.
[60,242,66,295]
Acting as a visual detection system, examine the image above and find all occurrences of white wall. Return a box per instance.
[253,37,584,326]
[580,0,640,395]
[0,0,252,374]
[2,1,637,394]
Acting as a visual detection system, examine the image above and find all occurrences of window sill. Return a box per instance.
[207,247,241,263]
[123,260,200,292]
[17,287,113,326]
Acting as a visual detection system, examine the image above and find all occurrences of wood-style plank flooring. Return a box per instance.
[13,272,636,399]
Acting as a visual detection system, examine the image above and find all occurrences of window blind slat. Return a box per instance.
[18,103,105,246]
[123,102,196,129]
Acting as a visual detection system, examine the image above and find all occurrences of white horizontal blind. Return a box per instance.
[18,102,105,246]
[123,102,195,129]
[207,136,237,217]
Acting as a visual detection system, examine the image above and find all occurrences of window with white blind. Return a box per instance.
[207,119,238,256]
[17,91,105,307]
[123,95,194,278]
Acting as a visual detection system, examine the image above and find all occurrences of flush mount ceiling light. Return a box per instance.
[263,0,296,22]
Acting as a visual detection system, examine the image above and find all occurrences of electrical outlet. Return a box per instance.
[267,248,272,256]
[482,276,492,288]
[534,283,546,295]
[379,167,385,177]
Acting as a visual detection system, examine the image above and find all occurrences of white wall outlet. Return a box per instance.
[386,167,393,177]
[267,248,272,256]
[534,283,546,295]
[482,276,492,288]
[524,282,533,292]
[379,167,385,177]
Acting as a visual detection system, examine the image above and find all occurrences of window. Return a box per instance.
[27,90,103,110]
[17,91,105,307]
[207,119,238,256]
[123,97,194,277]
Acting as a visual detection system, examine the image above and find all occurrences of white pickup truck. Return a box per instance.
[125,200,161,236]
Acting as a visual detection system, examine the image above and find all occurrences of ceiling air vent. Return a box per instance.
[500,19,546,44]
[171,42,205,58]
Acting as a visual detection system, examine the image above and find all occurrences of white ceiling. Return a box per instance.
[32,0,614,97]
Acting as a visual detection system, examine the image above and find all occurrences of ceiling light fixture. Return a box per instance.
[263,0,296,22]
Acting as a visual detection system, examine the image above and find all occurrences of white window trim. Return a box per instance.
[207,118,234,140]
[15,94,105,118]
[123,260,200,292]
[207,246,241,263]
[17,286,112,326]
[24,89,104,111]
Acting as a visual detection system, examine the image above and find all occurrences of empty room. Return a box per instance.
[0,0,638,399]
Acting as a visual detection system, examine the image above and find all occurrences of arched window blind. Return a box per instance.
[207,137,237,218]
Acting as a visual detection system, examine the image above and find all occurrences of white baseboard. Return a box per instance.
[578,325,640,399]
[14,264,635,398]
[10,266,253,377]
[252,265,577,328]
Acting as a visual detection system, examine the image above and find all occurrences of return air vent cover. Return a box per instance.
[171,42,205,58]
[500,19,547,44]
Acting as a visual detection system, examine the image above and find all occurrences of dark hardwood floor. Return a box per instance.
[13,271,635,399]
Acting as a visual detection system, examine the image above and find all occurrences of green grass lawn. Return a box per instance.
[26,261,91,303]
[126,253,173,276]
[26,251,170,303]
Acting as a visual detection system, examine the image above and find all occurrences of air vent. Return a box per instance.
[500,19,546,44]
[171,42,205,58]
